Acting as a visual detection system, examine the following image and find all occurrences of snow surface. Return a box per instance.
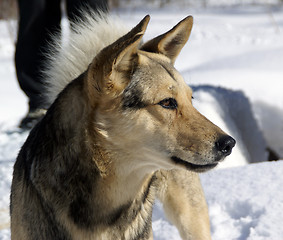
[1,5,283,240]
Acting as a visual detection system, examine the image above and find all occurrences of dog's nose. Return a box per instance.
[215,135,236,157]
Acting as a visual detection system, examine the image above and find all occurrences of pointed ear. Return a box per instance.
[141,16,193,64]
[87,15,150,94]
[110,15,150,72]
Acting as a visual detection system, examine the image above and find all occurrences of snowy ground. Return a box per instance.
[1,5,283,240]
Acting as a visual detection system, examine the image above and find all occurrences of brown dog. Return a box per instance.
[11,14,235,240]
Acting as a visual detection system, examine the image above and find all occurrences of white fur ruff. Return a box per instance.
[44,12,129,105]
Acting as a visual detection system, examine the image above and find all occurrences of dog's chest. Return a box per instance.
[90,197,154,240]
[98,178,156,240]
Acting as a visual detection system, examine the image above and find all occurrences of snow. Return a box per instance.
[153,161,283,240]
[1,4,283,240]
[202,162,283,240]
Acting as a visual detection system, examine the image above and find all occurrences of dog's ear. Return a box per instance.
[109,15,150,74]
[87,15,150,96]
[141,16,193,64]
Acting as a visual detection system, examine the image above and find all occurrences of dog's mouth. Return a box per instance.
[171,156,218,173]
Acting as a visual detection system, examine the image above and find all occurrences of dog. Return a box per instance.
[10,13,235,240]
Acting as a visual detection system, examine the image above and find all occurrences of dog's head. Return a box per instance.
[85,15,235,173]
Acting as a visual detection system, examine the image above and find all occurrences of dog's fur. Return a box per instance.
[10,13,235,240]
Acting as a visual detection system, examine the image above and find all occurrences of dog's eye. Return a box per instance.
[158,98,178,110]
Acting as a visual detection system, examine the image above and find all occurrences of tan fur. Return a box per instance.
[11,14,235,240]
[156,170,211,240]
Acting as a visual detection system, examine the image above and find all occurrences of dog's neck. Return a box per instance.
[92,142,157,210]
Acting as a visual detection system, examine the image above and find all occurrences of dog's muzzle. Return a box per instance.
[171,135,236,173]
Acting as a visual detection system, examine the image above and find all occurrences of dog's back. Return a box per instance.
[11,13,128,240]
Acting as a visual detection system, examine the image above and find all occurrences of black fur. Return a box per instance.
[122,84,147,109]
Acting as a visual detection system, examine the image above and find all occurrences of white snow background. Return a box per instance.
[0,4,283,240]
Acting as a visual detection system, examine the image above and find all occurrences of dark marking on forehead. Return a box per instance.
[122,84,147,110]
